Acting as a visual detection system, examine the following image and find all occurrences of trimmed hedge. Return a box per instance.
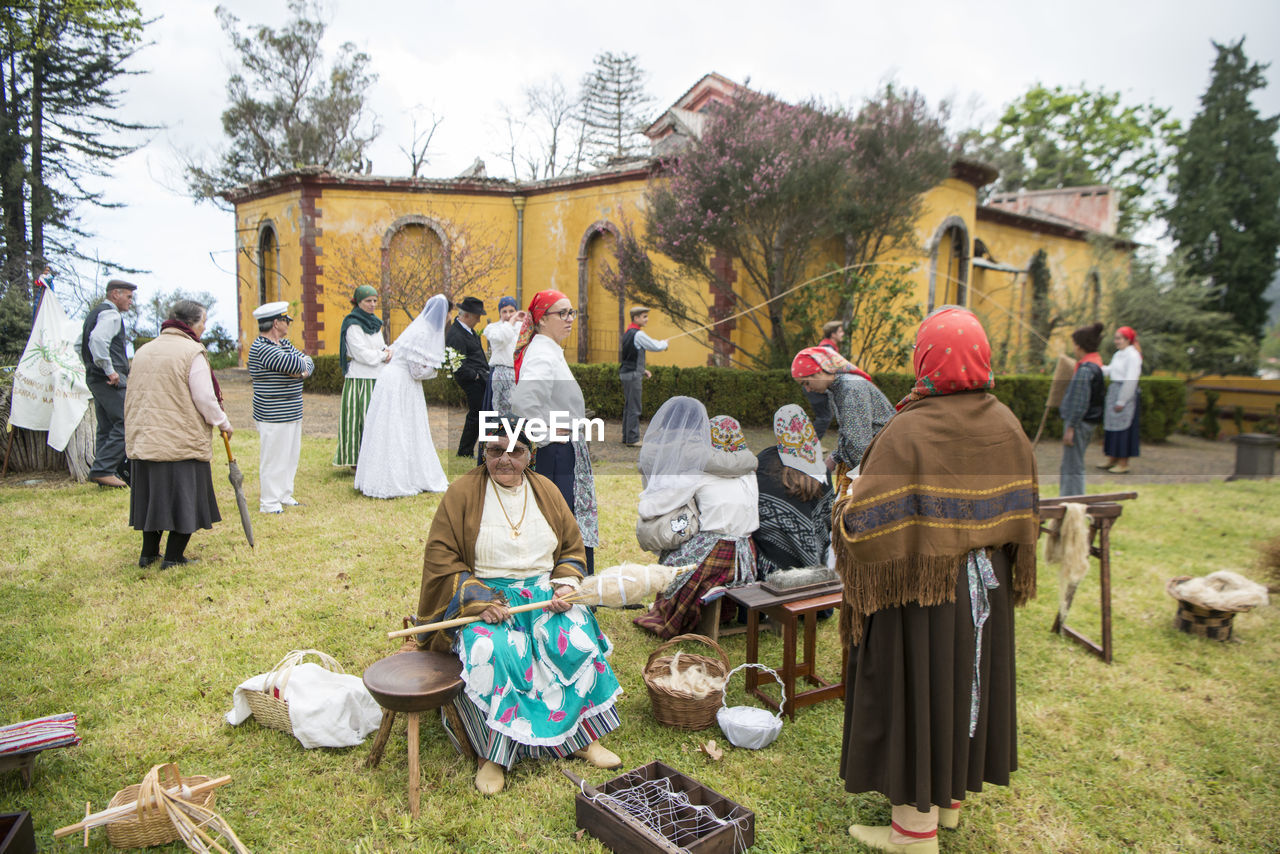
[303,354,1185,442]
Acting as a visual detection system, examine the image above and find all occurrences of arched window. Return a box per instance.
[577,221,621,363]
[381,215,449,341]
[257,222,279,304]
[927,216,970,311]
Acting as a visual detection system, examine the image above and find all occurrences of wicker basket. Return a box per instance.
[643,633,730,731]
[243,649,345,735]
[106,764,214,849]
[1166,577,1237,641]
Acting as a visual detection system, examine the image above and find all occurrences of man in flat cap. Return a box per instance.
[80,279,137,487]
[248,301,314,513]
[619,305,668,447]
[445,296,490,458]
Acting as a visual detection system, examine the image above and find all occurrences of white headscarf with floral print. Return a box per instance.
[705,414,757,477]
[773,404,826,482]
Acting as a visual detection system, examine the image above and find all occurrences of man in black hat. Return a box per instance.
[446,296,490,458]
[80,279,137,487]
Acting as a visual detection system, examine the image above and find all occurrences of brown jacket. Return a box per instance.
[415,466,586,652]
[124,329,215,462]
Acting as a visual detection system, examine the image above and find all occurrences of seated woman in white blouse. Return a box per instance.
[634,398,759,639]
[413,419,622,795]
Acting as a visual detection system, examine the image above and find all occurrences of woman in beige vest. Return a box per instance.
[124,300,232,569]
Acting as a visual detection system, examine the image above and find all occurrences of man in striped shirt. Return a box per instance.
[248,302,314,514]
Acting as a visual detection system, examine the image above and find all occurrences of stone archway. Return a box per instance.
[380,215,450,339]
[927,215,971,311]
[576,220,621,363]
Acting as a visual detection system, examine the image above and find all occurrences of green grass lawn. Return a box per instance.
[1,434,1278,852]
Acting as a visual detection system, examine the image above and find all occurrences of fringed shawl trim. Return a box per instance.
[832,392,1039,646]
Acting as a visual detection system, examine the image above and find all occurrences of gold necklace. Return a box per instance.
[490,476,529,538]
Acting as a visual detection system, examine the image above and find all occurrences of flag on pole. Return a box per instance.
[8,289,92,451]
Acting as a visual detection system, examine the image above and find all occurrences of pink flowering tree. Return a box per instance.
[609,85,951,368]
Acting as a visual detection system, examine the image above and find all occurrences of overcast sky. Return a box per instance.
[65,0,1280,332]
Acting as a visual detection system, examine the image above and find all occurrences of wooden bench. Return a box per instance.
[724,584,846,720]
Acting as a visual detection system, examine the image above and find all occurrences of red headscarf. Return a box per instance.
[513,289,569,381]
[897,307,994,410]
[790,346,872,382]
[1116,326,1137,344]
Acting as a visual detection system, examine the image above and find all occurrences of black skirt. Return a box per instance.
[129,459,221,534]
[840,547,1017,811]
[1104,397,1141,458]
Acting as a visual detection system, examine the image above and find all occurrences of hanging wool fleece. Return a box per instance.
[1045,502,1091,625]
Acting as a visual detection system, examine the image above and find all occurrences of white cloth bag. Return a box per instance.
[226,650,383,749]
[716,663,785,750]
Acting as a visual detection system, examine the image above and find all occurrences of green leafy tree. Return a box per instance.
[139,287,218,337]
[785,265,921,369]
[609,85,951,368]
[185,0,379,202]
[1167,38,1280,340]
[0,279,31,363]
[1112,250,1256,377]
[1026,249,1056,370]
[578,51,653,166]
[970,84,1181,234]
[0,0,148,289]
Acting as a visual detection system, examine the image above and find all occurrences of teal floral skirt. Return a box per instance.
[451,575,622,764]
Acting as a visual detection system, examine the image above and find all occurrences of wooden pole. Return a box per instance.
[387,593,589,639]
[1,427,14,477]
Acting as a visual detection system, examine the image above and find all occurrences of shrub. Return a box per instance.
[301,354,1186,440]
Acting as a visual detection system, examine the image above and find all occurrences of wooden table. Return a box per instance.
[724,583,846,720]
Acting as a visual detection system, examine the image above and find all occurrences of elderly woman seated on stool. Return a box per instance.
[413,417,623,795]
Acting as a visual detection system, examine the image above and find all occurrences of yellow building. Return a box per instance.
[225,74,1132,372]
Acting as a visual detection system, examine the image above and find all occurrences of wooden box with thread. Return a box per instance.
[573,761,754,854]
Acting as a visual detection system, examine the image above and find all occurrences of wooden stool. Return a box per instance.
[363,650,464,818]
[728,586,846,720]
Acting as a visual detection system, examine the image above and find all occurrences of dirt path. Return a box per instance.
[214,368,1239,484]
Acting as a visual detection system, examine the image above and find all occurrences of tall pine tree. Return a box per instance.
[1167,39,1280,340]
[0,1,147,286]
[578,51,653,166]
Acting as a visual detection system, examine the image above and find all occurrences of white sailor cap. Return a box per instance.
[252,301,292,322]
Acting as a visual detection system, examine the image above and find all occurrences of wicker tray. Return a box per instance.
[244,649,344,735]
[643,634,729,731]
[106,765,214,849]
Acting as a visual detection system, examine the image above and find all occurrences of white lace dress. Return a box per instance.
[354,296,450,498]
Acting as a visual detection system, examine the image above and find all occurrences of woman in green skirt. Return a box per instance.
[333,285,391,468]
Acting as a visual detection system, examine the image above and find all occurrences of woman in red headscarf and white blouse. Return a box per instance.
[510,289,599,574]
[1099,325,1143,474]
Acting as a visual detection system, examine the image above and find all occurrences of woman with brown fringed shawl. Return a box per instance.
[414,419,623,796]
[834,307,1039,853]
